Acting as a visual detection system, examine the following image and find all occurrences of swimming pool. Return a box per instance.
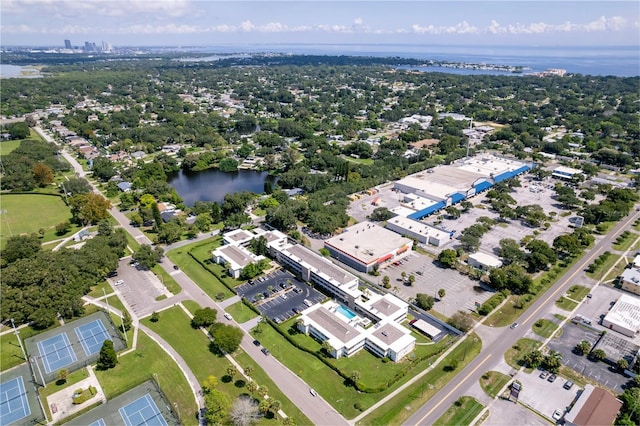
[336,305,357,320]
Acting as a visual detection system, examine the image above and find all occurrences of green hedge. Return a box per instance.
[72,386,97,404]
[478,291,508,316]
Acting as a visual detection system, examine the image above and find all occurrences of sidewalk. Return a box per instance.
[48,366,105,424]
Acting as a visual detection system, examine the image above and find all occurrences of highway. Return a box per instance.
[404,207,640,425]
[37,127,348,426]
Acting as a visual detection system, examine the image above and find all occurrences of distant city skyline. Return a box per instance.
[1,0,638,47]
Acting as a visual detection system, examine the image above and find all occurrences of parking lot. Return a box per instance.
[516,367,580,423]
[379,252,496,315]
[236,269,326,323]
[108,258,170,317]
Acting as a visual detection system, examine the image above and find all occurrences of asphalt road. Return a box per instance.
[404,208,640,425]
[40,128,348,426]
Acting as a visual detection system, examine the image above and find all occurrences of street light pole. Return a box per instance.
[30,356,45,387]
[10,319,27,361]
[102,288,111,313]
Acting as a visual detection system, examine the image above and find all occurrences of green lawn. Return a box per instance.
[566,285,591,302]
[167,244,234,300]
[555,296,578,311]
[342,155,375,166]
[142,306,298,426]
[233,351,312,425]
[0,194,76,249]
[0,139,22,155]
[152,264,182,295]
[225,301,259,323]
[141,307,222,384]
[106,295,126,314]
[0,325,54,371]
[359,334,482,425]
[87,281,113,298]
[532,319,560,339]
[252,320,466,420]
[95,331,198,425]
[434,396,484,426]
[182,300,202,316]
[504,338,542,370]
[613,231,638,251]
[39,368,90,399]
[479,371,511,398]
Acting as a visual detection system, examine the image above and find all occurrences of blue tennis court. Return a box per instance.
[0,377,31,425]
[88,418,106,426]
[75,320,110,356]
[119,394,167,426]
[36,333,77,374]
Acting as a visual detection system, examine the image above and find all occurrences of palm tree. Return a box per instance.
[401,271,407,282]
[247,381,258,395]
[258,399,271,415]
[392,286,400,295]
[243,365,254,377]
[351,370,361,384]
[270,400,282,418]
[438,288,446,299]
[408,274,416,286]
[227,366,237,380]
[258,386,269,398]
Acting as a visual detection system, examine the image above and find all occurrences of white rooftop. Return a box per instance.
[324,222,413,264]
[386,216,451,241]
[468,252,503,268]
[603,294,640,334]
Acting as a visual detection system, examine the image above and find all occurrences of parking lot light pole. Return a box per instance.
[10,319,27,361]
[102,288,111,313]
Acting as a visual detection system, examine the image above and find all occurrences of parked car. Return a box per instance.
[224,313,232,320]
[114,280,124,286]
[252,340,261,346]
[539,371,548,379]
[309,388,318,397]
[173,265,179,270]
[510,322,519,329]
[563,380,574,390]
[261,348,270,356]
[552,409,563,421]
[548,374,557,382]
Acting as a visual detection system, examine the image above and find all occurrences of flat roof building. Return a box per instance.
[324,222,413,272]
[297,299,415,362]
[272,242,362,306]
[467,252,503,270]
[552,166,583,180]
[222,229,255,246]
[385,215,451,247]
[602,294,640,337]
[620,268,640,296]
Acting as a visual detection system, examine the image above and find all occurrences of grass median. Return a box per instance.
[434,396,484,426]
[167,245,234,301]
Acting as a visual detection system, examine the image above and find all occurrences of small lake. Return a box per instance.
[0,64,42,78]
[168,168,275,206]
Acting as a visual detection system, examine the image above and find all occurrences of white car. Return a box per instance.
[114,280,124,286]
[552,409,563,421]
[309,388,318,397]
[224,313,232,320]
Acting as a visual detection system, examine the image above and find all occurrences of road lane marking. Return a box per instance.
[415,353,492,425]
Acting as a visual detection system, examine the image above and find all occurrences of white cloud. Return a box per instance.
[354,17,363,26]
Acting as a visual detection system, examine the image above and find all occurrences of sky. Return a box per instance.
[1,0,639,47]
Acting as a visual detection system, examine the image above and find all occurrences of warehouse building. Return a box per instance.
[324,221,413,272]
[392,155,532,220]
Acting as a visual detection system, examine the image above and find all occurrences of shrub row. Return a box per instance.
[586,251,611,273]
[478,291,508,316]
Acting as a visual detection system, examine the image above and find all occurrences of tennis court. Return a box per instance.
[75,320,110,356]
[36,333,77,374]
[0,376,31,425]
[119,394,168,426]
[88,419,106,426]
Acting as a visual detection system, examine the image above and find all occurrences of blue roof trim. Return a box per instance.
[474,181,491,192]
[407,201,446,220]
[450,192,465,203]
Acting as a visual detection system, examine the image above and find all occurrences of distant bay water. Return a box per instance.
[189,43,639,77]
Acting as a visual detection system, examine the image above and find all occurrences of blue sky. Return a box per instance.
[1,1,638,47]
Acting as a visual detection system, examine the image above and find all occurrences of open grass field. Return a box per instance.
[504,338,541,370]
[434,396,484,426]
[566,285,591,302]
[479,371,511,398]
[142,306,300,426]
[151,264,182,295]
[87,281,113,299]
[224,301,259,323]
[95,331,198,426]
[0,139,22,155]
[167,242,235,300]
[0,193,75,249]
[555,296,579,311]
[182,300,202,316]
[532,319,560,339]
[0,324,56,372]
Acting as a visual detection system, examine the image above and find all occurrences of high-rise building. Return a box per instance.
[64,39,72,49]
